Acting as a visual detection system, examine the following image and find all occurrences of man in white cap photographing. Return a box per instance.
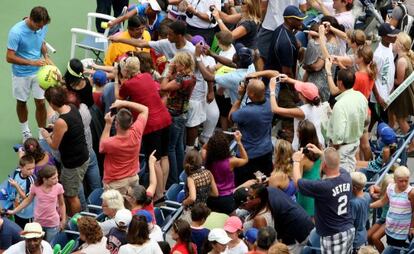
[4,222,53,254]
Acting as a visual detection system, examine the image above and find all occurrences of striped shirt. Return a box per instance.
[386,183,413,240]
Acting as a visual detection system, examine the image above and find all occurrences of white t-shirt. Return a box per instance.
[219,45,236,60]
[119,239,163,254]
[334,11,355,30]
[191,55,216,101]
[149,39,195,61]
[226,240,248,254]
[4,240,53,254]
[78,237,110,254]
[149,225,164,242]
[292,102,330,150]
[186,0,221,29]
[371,42,396,103]
[264,0,306,31]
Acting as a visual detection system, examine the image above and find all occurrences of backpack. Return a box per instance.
[398,1,414,46]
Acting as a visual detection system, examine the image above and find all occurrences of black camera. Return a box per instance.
[110,107,118,116]
[303,147,310,154]
[209,6,216,23]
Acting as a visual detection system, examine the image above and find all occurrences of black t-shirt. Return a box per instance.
[298,169,354,237]
[67,78,95,107]
[234,20,258,49]
[0,218,22,251]
[267,187,314,245]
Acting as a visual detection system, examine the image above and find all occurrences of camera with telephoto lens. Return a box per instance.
[209,6,216,23]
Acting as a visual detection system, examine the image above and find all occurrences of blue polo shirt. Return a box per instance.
[231,99,273,159]
[215,64,255,104]
[7,20,48,77]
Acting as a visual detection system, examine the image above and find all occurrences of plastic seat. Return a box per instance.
[87,188,104,214]
[70,9,126,62]
[165,183,184,202]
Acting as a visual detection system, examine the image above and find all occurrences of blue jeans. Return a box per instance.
[43,226,60,243]
[167,114,186,188]
[102,82,115,114]
[84,150,102,191]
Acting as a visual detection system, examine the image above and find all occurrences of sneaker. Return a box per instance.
[22,130,32,143]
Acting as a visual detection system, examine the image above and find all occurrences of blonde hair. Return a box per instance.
[351,171,367,190]
[173,52,195,75]
[243,0,262,24]
[268,243,289,254]
[357,245,379,254]
[101,189,125,210]
[380,174,394,197]
[396,32,414,66]
[273,140,293,177]
[394,166,410,178]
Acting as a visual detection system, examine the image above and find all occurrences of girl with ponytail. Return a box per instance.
[389,32,414,153]
[171,219,197,254]
[182,149,218,209]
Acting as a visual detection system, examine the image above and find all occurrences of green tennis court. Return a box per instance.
[0,0,98,180]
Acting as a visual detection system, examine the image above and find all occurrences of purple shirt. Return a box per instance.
[210,158,234,196]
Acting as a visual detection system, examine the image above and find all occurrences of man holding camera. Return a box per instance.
[228,79,273,186]
[99,99,148,195]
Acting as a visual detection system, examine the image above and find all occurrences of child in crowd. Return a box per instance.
[8,165,66,243]
[370,166,414,250]
[356,122,397,181]
[224,216,248,254]
[215,30,236,70]
[92,70,107,112]
[367,174,394,253]
[214,30,236,131]
[350,172,371,252]
[107,209,132,254]
[190,203,211,254]
[7,155,35,228]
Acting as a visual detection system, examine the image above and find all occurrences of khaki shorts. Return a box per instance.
[60,158,89,197]
[12,74,45,101]
[104,175,139,195]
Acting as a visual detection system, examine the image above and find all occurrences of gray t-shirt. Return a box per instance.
[148,39,195,60]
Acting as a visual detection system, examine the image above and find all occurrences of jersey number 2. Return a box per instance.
[337,195,347,215]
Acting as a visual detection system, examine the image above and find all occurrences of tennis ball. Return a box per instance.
[37,65,61,90]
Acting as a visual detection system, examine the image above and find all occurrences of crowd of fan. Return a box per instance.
[2,0,414,253]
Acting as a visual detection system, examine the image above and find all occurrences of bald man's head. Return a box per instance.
[247,79,265,102]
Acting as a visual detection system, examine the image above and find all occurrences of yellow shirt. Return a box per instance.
[104,30,151,66]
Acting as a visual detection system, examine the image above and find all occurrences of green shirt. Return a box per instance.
[327,89,368,145]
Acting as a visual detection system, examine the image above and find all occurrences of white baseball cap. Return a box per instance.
[115,209,133,227]
[141,0,161,12]
[208,228,232,245]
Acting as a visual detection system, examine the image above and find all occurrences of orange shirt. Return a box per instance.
[353,71,374,99]
[104,30,151,66]
[99,114,147,183]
